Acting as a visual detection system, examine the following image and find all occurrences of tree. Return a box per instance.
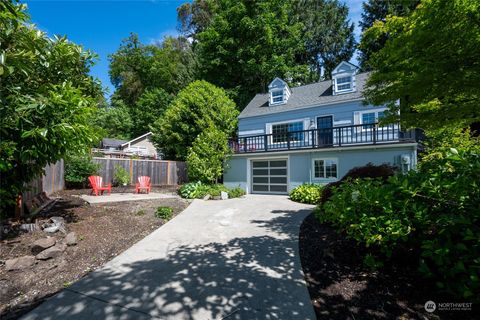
[294,0,356,79]
[178,0,356,108]
[93,100,133,140]
[0,3,101,216]
[187,126,231,183]
[191,0,311,108]
[361,0,480,130]
[151,80,238,160]
[131,88,173,137]
[358,0,419,71]
[109,33,196,105]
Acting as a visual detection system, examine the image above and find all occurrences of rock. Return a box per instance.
[31,237,56,255]
[43,225,59,233]
[221,191,229,200]
[65,232,77,246]
[5,256,36,271]
[35,244,66,260]
[203,194,211,201]
[19,223,38,233]
[213,196,221,200]
[50,216,65,224]
[50,216,68,234]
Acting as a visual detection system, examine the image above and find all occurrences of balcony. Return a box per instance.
[230,123,419,154]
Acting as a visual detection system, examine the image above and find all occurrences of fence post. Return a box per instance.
[167,161,171,185]
[129,159,133,184]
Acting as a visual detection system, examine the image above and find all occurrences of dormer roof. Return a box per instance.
[332,61,359,75]
[239,72,369,119]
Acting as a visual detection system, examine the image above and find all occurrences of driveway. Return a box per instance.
[23,195,316,320]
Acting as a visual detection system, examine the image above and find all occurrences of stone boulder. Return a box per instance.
[36,243,67,260]
[5,256,36,271]
[31,237,56,255]
[221,191,229,200]
[65,232,77,246]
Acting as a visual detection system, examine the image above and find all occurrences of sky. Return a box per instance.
[25,0,365,97]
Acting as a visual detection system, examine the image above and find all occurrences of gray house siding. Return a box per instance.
[224,144,417,194]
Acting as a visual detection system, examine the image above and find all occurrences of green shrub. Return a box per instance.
[318,149,480,301]
[65,156,100,188]
[155,206,173,220]
[113,165,130,186]
[179,182,245,199]
[228,187,246,198]
[179,181,203,199]
[289,184,323,204]
[320,163,397,205]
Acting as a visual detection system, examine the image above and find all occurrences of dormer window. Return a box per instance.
[271,90,284,104]
[336,76,352,91]
[331,61,358,95]
[268,77,291,106]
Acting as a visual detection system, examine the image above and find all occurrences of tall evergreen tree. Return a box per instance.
[359,0,419,70]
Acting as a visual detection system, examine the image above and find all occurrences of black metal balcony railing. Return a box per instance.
[230,123,418,154]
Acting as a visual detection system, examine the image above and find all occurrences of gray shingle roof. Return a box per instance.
[101,138,127,148]
[238,72,370,119]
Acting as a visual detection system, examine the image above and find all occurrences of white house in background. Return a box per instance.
[94,132,161,159]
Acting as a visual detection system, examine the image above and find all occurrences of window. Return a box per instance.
[271,90,284,104]
[360,109,386,129]
[313,159,338,179]
[271,121,304,143]
[336,76,352,91]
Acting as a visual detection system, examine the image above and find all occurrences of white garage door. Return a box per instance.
[251,159,288,194]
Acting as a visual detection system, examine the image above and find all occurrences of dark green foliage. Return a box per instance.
[0,3,102,216]
[109,33,196,106]
[151,80,238,160]
[358,0,419,70]
[131,88,172,138]
[155,206,173,220]
[289,184,322,204]
[228,187,246,198]
[65,156,100,189]
[180,0,356,108]
[320,163,397,205]
[113,165,129,186]
[361,0,480,129]
[319,149,480,301]
[92,100,133,140]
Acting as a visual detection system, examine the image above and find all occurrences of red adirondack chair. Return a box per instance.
[136,176,151,194]
[88,176,112,196]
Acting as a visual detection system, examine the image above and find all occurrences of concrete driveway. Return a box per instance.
[23,195,316,320]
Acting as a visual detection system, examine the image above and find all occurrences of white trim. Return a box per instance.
[333,119,352,126]
[267,118,306,145]
[120,132,153,147]
[232,142,418,157]
[239,129,264,136]
[332,61,358,75]
[311,157,339,180]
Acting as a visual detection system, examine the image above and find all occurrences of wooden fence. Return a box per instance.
[92,158,187,186]
[23,160,65,201]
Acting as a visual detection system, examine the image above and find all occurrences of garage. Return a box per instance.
[251,159,288,194]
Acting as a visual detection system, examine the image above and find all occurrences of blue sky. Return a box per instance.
[25,0,364,96]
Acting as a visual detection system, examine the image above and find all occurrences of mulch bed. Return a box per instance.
[299,213,477,320]
[0,189,190,319]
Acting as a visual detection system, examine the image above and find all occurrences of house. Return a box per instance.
[94,132,160,159]
[223,61,418,194]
